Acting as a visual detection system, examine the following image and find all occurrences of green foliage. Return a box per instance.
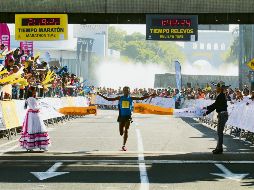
[108,26,185,66]
[108,26,127,51]
[223,27,239,64]
[227,26,254,64]
[222,47,238,64]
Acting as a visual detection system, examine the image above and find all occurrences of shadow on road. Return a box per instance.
[181,117,254,153]
[0,117,253,186]
[0,151,253,186]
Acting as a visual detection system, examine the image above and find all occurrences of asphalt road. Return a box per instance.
[0,110,253,190]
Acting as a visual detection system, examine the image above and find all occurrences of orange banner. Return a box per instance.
[133,103,174,115]
[58,106,97,116]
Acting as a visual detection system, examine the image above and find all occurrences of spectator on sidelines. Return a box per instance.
[246,91,254,105]
[0,44,7,64]
[203,82,228,154]
[19,86,50,152]
[197,89,205,99]
[251,91,254,100]
[174,89,181,109]
[243,88,250,103]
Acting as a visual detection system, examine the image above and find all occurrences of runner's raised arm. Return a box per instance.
[131,93,156,101]
[97,92,120,101]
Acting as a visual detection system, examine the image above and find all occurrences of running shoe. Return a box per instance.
[122,146,127,151]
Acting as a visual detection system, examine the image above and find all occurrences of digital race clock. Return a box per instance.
[21,18,60,26]
[15,14,68,41]
[152,19,192,27]
[146,15,198,41]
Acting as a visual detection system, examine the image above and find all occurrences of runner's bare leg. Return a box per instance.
[123,121,130,146]
[119,122,124,136]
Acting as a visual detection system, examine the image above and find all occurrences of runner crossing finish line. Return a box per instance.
[97,86,156,151]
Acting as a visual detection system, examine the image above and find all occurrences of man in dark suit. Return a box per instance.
[203,82,228,154]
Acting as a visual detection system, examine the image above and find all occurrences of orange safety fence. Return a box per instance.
[58,106,97,116]
[133,103,174,115]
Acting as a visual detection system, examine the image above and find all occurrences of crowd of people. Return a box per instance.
[0,44,86,100]
[93,84,254,111]
[1,43,253,105]
[94,85,254,103]
[1,44,253,152]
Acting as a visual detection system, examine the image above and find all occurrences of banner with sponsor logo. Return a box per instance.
[15,14,68,41]
[134,103,205,117]
[0,23,10,51]
[95,95,175,108]
[0,97,90,130]
[20,41,33,56]
[1,101,20,129]
[141,97,175,108]
[0,97,253,133]
[226,101,254,132]
[59,106,97,116]
[134,103,174,115]
[174,107,205,118]
[175,60,182,90]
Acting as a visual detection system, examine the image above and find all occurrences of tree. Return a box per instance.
[108,26,185,66]
[227,26,254,64]
[108,26,127,51]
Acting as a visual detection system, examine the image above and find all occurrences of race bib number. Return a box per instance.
[122,101,130,108]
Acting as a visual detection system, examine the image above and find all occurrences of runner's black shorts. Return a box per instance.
[117,115,132,123]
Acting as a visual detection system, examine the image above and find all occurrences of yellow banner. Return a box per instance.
[58,106,97,116]
[1,101,20,129]
[15,14,68,41]
[134,103,174,115]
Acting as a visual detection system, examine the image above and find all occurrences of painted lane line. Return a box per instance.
[6,150,252,154]
[211,163,249,181]
[0,139,18,148]
[0,160,254,164]
[31,162,69,181]
[136,128,149,190]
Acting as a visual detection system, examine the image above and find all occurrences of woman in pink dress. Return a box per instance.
[19,87,50,151]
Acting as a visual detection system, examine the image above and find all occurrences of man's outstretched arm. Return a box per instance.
[131,93,156,101]
[97,92,120,101]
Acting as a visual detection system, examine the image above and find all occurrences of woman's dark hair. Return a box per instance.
[24,87,36,109]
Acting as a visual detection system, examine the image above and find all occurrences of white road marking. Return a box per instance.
[0,139,18,148]
[31,162,69,181]
[0,160,254,164]
[136,128,149,190]
[8,150,252,154]
[211,163,249,181]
